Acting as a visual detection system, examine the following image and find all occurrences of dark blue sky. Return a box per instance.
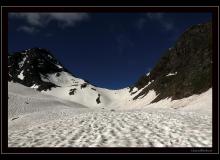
[8,12,212,89]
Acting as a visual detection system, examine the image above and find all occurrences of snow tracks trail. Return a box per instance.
[8,109,212,147]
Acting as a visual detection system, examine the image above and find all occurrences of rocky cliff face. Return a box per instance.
[8,48,70,91]
[129,22,212,102]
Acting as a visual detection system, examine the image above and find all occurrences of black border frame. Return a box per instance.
[1,6,219,154]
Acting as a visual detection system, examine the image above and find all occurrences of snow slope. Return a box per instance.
[8,82,90,131]
[40,71,109,108]
[39,70,212,113]
[138,89,212,115]
[8,82,212,147]
[36,70,158,109]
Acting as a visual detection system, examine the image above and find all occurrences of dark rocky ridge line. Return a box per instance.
[129,21,212,102]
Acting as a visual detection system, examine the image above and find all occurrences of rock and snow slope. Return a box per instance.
[8,82,212,147]
[7,47,164,109]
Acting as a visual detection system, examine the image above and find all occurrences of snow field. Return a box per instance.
[8,82,212,147]
[8,110,212,147]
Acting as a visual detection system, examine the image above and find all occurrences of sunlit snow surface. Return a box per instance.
[8,82,212,147]
[166,72,177,77]
[17,70,24,80]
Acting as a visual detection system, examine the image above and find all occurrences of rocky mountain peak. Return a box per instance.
[8,48,67,91]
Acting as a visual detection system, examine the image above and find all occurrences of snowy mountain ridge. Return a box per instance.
[8,47,155,108]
